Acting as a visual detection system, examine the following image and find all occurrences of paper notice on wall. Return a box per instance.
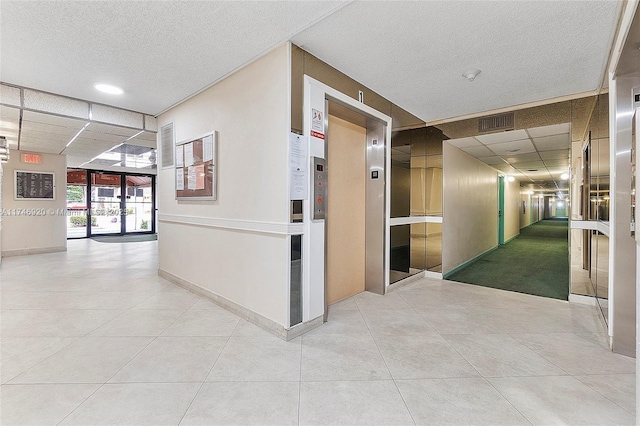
[184,142,195,166]
[187,166,196,190]
[175,145,184,167]
[176,168,184,190]
[289,132,308,200]
[202,135,214,162]
[195,164,205,190]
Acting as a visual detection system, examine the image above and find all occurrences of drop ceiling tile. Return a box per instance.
[127,136,156,148]
[478,155,506,165]
[487,139,536,155]
[22,110,87,129]
[504,152,542,163]
[459,145,495,157]
[539,149,569,160]
[19,138,65,154]
[21,129,74,143]
[514,161,546,170]
[82,130,129,144]
[532,134,571,151]
[89,122,139,137]
[522,170,552,179]
[136,131,157,142]
[0,105,20,123]
[475,129,528,145]
[19,134,68,151]
[447,137,481,148]
[493,164,519,173]
[527,123,571,138]
[21,121,81,137]
[0,106,20,148]
[542,159,570,168]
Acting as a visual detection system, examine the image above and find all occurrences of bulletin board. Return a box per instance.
[15,170,56,200]
[175,131,217,200]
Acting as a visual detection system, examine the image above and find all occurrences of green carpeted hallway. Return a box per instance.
[446,219,569,300]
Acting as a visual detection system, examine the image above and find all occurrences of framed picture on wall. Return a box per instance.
[14,170,55,200]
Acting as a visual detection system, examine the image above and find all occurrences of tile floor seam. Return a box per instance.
[504,332,578,377]
[573,375,637,416]
[53,382,106,426]
[0,336,82,384]
[177,333,234,425]
[441,333,573,379]
[357,301,417,425]
[482,376,536,426]
[87,305,193,385]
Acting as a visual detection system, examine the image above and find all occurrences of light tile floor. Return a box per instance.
[0,239,635,425]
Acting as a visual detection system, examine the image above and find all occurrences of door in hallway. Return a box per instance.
[326,114,367,304]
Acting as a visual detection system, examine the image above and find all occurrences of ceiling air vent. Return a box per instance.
[478,112,514,133]
[160,123,174,168]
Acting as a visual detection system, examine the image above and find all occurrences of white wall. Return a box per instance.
[442,142,498,273]
[157,44,291,327]
[1,151,67,256]
[504,178,520,241]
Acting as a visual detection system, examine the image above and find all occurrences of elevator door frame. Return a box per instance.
[324,99,387,309]
[302,76,392,324]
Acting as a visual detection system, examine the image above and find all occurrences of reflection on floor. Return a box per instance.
[447,219,570,300]
[1,239,634,425]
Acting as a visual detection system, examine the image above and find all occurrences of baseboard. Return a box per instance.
[569,293,597,306]
[503,233,519,244]
[1,246,67,257]
[387,270,426,293]
[443,245,499,279]
[424,270,443,279]
[158,269,322,340]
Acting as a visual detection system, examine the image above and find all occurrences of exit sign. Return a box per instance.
[21,153,42,164]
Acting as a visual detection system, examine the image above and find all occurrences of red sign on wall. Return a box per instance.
[21,153,42,164]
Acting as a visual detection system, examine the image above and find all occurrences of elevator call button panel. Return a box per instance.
[312,157,327,220]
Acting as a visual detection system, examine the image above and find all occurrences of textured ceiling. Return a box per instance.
[0,1,347,115]
[0,0,621,123]
[292,1,621,123]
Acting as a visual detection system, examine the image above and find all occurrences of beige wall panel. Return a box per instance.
[326,115,366,304]
[1,151,67,255]
[156,44,290,326]
[290,45,424,132]
[442,143,498,273]
[504,179,520,241]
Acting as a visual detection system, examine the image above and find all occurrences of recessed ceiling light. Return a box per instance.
[506,149,521,153]
[94,83,123,95]
[507,176,515,182]
[560,173,569,180]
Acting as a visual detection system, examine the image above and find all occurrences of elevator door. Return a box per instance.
[326,114,367,304]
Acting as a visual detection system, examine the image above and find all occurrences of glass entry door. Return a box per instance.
[124,175,154,233]
[87,171,155,237]
[90,172,123,235]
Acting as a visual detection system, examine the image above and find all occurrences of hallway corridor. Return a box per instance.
[1,239,634,425]
[447,219,570,300]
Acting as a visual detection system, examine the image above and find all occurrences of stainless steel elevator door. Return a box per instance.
[325,100,386,306]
